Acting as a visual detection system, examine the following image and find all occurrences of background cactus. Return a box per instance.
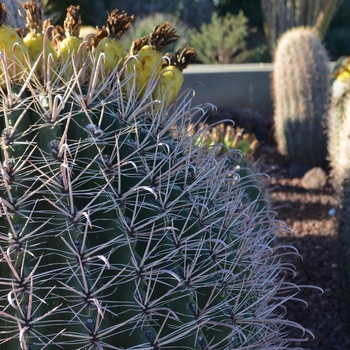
[260,0,343,54]
[0,3,311,349]
[272,26,331,167]
[328,58,350,285]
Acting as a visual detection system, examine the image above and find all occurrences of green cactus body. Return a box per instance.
[0,25,313,350]
[272,26,330,167]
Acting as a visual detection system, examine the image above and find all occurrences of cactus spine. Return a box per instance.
[0,3,312,349]
[272,26,330,167]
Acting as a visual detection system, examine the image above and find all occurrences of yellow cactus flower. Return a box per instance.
[127,22,179,97]
[21,1,56,73]
[0,3,29,87]
[56,5,86,80]
[93,9,133,75]
[337,70,350,83]
[154,45,196,105]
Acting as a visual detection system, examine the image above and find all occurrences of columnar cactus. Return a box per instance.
[0,3,311,349]
[261,0,343,53]
[272,26,331,167]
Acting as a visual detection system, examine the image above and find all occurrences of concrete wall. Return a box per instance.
[182,63,274,115]
[182,62,336,115]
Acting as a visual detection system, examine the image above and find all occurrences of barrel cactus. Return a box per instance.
[272,26,331,167]
[0,2,310,349]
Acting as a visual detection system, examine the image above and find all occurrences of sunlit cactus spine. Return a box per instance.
[272,26,331,167]
[0,3,312,349]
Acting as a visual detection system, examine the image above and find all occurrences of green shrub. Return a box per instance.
[188,11,248,64]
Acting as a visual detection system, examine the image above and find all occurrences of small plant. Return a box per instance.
[272,26,331,167]
[188,122,258,158]
[188,11,248,64]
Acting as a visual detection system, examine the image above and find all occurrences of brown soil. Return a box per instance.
[253,143,350,350]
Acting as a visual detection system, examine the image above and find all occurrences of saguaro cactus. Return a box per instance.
[261,0,343,53]
[272,26,331,167]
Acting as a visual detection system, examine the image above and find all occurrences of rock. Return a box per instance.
[301,167,327,190]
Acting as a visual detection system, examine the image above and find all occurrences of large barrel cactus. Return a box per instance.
[272,26,331,167]
[0,2,310,349]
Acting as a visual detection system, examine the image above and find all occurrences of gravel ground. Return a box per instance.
[254,144,350,350]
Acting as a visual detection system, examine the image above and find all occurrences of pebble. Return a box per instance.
[328,208,336,216]
[301,167,327,190]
